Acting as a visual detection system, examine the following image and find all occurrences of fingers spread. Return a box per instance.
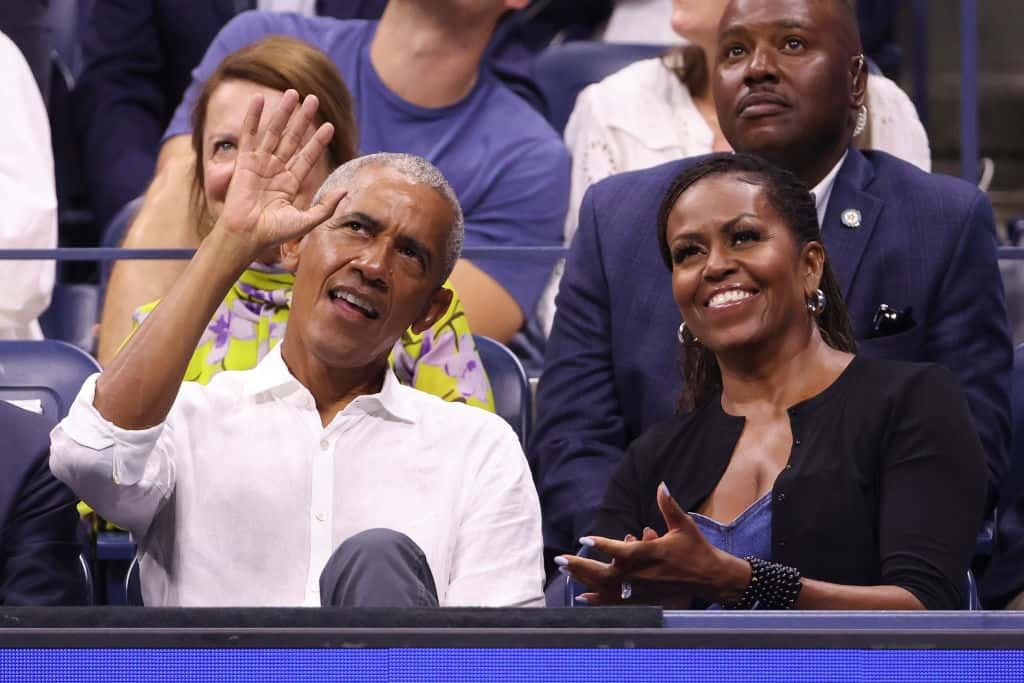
[277,94,319,164]
[288,121,335,185]
[657,481,691,531]
[257,89,299,156]
[239,94,266,154]
[559,553,620,592]
[300,186,347,232]
[580,535,636,563]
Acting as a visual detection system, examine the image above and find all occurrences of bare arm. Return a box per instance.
[94,91,343,429]
[448,259,524,342]
[564,484,925,610]
[96,135,198,364]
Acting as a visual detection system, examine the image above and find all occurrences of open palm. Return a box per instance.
[217,89,343,251]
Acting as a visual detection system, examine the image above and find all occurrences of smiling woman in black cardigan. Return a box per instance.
[557,154,986,610]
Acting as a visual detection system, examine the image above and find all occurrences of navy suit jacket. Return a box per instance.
[0,402,86,605]
[530,148,1012,555]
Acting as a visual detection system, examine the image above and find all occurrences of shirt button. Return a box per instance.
[319,439,329,450]
[776,493,786,502]
[315,511,326,522]
[785,464,793,471]
[794,439,801,446]
[777,540,786,548]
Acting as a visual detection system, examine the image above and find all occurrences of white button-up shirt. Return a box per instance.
[50,346,545,607]
[810,152,847,229]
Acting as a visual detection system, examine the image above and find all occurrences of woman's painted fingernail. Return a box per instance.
[574,595,590,605]
[578,536,596,547]
[554,556,569,567]
[558,566,570,576]
[659,481,671,498]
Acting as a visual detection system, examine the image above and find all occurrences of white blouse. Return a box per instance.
[0,31,56,340]
[537,57,931,335]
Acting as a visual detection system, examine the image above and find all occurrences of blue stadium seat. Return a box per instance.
[125,555,142,606]
[39,283,100,354]
[78,553,95,606]
[475,335,531,445]
[532,41,669,134]
[1010,344,1024,476]
[0,340,99,420]
[100,196,145,291]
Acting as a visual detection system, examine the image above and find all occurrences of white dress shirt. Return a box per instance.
[0,31,56,340]
[810,152,847,229]
[537,58,931,334]
[50,346,545,607]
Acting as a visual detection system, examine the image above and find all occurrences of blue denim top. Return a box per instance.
[690,492,773,609]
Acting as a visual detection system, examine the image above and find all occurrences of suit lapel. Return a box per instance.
[821,149,884,297]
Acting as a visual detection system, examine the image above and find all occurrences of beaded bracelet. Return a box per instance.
[723,556,803,610]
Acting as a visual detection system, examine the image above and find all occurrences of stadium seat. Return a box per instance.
[475,334,531,445]
[0,340,99,420]
[1010,344,1024,472]
[531,41,668,134]
[78,554,94,605]
[125,555,142,606]
[39,283,100,354]
[100,196,145,291]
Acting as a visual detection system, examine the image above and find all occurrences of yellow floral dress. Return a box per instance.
[130,263,495,408]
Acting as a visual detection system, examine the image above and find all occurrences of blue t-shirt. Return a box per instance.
[167,11,569,320]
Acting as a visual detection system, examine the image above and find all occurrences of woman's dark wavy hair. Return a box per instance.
[656,153,857,412]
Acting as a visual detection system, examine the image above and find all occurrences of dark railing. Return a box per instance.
[1,245,1023,261]
[0,247,569,261]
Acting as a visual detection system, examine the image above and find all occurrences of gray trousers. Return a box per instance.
[318,528,439,607]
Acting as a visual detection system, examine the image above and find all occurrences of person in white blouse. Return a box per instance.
[538,0,930,334]
[0,30,56,340]
[50,91,544,608]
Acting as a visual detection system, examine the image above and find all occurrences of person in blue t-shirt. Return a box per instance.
[97,0,569,362]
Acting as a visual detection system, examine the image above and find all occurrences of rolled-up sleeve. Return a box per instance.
[49,374,176,538]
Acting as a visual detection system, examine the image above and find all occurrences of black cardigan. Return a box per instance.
[591,356,987,610]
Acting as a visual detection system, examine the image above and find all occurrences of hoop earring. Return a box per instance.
[853,104,868,137]
[807,289,827,316]
[677,321,698,345]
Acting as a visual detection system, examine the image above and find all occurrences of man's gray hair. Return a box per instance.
[312,152,465,282]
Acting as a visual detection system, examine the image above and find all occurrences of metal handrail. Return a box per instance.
[4,245,1024,260]
[0,246,570,261]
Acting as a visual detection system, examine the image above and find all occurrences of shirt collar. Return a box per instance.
[242,344,417,424]
[810,151,848,227]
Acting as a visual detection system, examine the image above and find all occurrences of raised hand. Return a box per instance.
[216,89,345,254]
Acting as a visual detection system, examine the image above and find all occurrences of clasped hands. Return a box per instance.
[556,483,752,607]
[212,89,348,261]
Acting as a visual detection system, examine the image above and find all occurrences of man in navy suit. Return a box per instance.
[530,0,1011,562]
[0,401,86,605]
